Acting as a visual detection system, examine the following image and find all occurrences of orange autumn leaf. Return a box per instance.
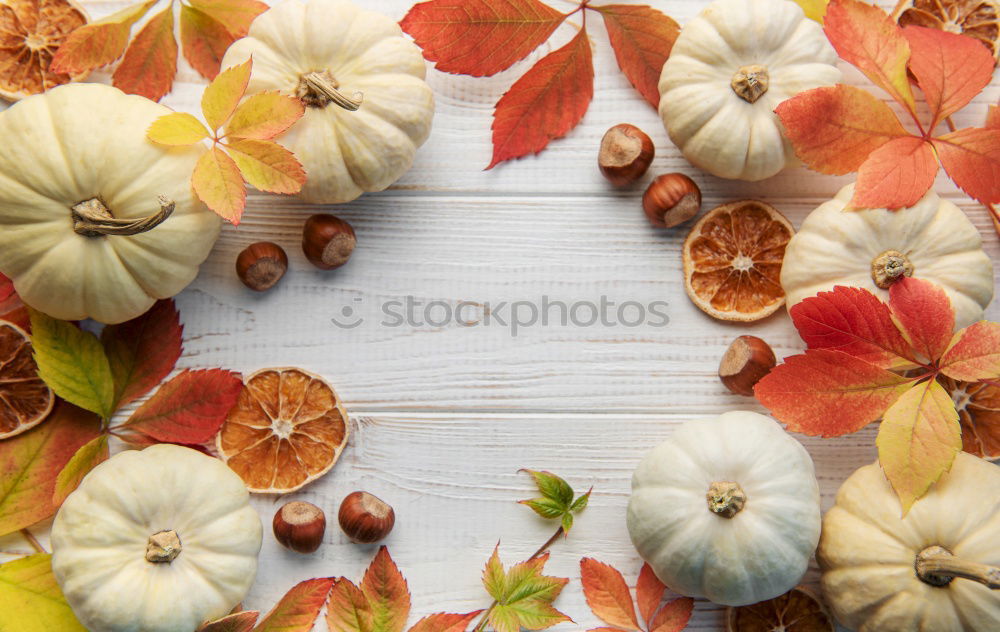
[326,579,373,632]
[256,578,336,632]
[988,104,1000,129]
[187,0,267,39]
[225,139,306,194]
[931,127,1000,204]
[647,597,693,632]
[635,564,666,627]
[50,0,157,74]
[851,136,937,209]
[594,4,679,109]
[112,6,177,101]
[580,558,640,630]
[192,146,246,223]
[940,322,1000,381]
[408,612,482,632]
[196,611,259,632]
[225,91,305,140]
[361,547,410,632]
[52,434,108,506]
[179,4,235,80]
[888,277,955,361]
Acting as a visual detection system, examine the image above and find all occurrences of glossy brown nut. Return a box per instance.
[273,501,326,553]
[643,173,702,228]
[719,335,776,396]
[302,214,356,270]
[599,123,655,186]
[236,242,288,291]
[338,491,395,543]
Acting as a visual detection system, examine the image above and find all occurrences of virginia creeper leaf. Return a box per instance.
[117,369,243,445]
[635,563,666,626]
[522,469,574,506]
[488,29,593,169]
[188,0,268,38]
[483,550,571,632]
[570,488,590,511]
[147,112,212,146]
[100,299,183,409]
[520,497,567,519]
[648,597,694,632]
[399,0,567,77]
[940,322,1000,381]
[888,277,954,362]
[326,579,374,632]
[225,139,307,195]
[361,547,410,632]
[579,558,639,630]
[789,286,914,368]
[988,104,1000,129]
[50,0,158,74]
[823,0,915,113]
[0,401,100,536]
[754,349,912,436]
[932,127,1000,205]
[180,4,236,80]
[775,85,908,175]
[408,611,482,632]
[52,434,108,506]
[0,554,86,632]
[226,92,305,140]
[192,146,246,224]
[903,26,994,129]
[595,5,679,109]
[112,6,178,102]
[256,577,336,632]
[0,272,13,302]
[196,611,259,632]
[30,309,114,419]
[876,379,961,514]
[851,136,937,209]
[203,60,252,132]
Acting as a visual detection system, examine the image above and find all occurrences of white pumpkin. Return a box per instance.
[781,184,994,329]
[627,411,821,606]
[0,84,219,324]
[658,0,840,181]
[819,453,1000,631]
[51,444,262,632]
[221,0,434,204]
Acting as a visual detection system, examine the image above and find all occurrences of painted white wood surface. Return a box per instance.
[2,0,999,630]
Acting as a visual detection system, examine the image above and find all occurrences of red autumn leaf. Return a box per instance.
[112,6,178,101]
[903,26,994,129]
[407,611,483,632]
[116,369,243,445]
[188,0,267,39]
[256,577,336,632]
[754,349,912,436]
[399,0,567,77]
[50,0,157,74]
[775,85,908,175]
[932,127,1000,205]
[180,4,236,80]
[594,4,679,109]
[100,299,182,409]
[940,322,1000,382]
[889,277,955,361]
[0,272,13,302]
[488,29,593,169]
[0,273,26,330]
[851,136,938,209]
[196,611,259,632]
[635,563,665,627]
[52,434,109,506]
[648,597,694,632]
[361,546,411,632]
[580,558,640,630]
[790,286,915,368]
[823,0,915,113]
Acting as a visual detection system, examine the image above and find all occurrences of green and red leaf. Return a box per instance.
[595,5,679,109]
[112,6,178,102]
[100,299,183,409]
[256,578,336,632]
[326,579,374,632]
[888,277,955,362]
[361,547,411,632]
[579,558,639,630]
[483,550,571,632]
[851,136,938,209]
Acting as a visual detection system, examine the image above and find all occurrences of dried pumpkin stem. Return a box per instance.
[870,249,914,289]
[299,71,363,111]
[72,196,174,237]
[706,481,746,518]
[916,546,1000,589]
[731,65,769,103]
[146,529,182,563]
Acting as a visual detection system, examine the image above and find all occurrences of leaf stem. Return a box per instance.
[20,529,45,554]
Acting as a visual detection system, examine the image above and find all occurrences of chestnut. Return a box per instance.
[302,214,356,270]
[598,123,655,186]
[236,242,288,291]
[338,491,395,543]
[719,335,776,396]
[642,173,702,228]
[273,501,326,553]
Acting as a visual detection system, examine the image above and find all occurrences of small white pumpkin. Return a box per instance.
[627,411,821,606]
[658,0,840,181]
[819,453,1000,631]
[51,444,262,632]
[781,183,994,329]
[0,84,219,324]
[221,0,434,204]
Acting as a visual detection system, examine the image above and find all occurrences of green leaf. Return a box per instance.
[519,497,566,519]
[52,434,109,506]
[570,488,591,512]
[482,550,571,632]
[561,512,573,533]
[521,469,573,507]
[0,554,87,632]
[29,309,114,419]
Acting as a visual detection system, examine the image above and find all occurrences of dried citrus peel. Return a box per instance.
[0,0,89,101]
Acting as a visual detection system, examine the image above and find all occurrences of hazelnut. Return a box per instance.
[236,242,288,291]
[598,123,655,186]
[642,173,702,228]
[338,491,395,543]
[719,335,776,396]
[302,214,356,270]
[273,501,326,553]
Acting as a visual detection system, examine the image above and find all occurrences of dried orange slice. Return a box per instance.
[216,367,349,493]
[726,586,834,632]
[893,0,1000,63]
[0,0,89,101]
[682,200,793,322]
[0,319,54,439]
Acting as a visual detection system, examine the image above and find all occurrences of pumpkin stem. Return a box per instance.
[731,65,769,103]
[706,481,746,518]
[871,249,914,289]
[298,70,363,111]
[72,196,174,237]
[145,529,182,563]
[916,546,1000,589]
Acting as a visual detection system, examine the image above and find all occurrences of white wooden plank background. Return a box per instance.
[2,0,999,629]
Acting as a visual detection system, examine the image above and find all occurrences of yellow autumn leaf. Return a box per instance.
[226,139,306,195]
[192,146,246,224]
[226,91,305,140]
[0,554,87,632]
[792,0,829,22]
[876,380,961,515]
[147,112,211,146]
[202,59,252,132]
